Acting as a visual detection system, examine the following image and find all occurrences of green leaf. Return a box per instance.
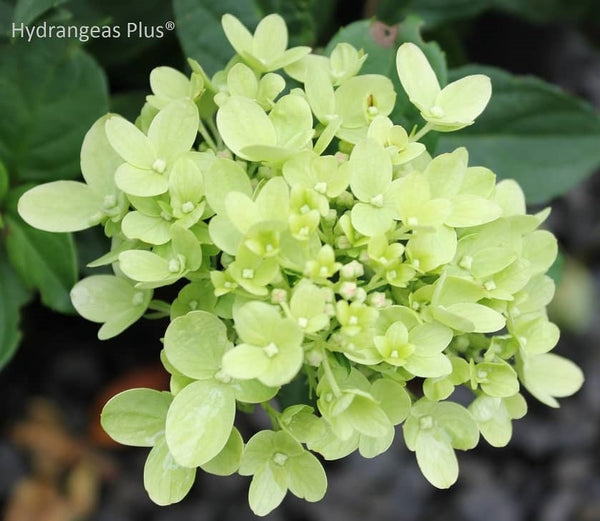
[4,212,76,313]
[144,437,196,506]
[0,243,31,369]
[436,66,600,204]
[0,38,108,182]
[165,380,236,467]
[101,389,172,447]
[174,0,314,76]
[376,0,493,27]
[12,0,69,24]
[0,160,8,201]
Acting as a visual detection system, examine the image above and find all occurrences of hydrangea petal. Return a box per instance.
[18,181,104,232]
[165,380,235,467]
[105,115,155,168]
[144,437,196,506]
[396,43,440,112]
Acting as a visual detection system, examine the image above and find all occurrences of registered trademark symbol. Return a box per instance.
[165,20,175,31]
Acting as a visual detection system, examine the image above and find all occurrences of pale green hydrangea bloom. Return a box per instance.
[17,12,583,517]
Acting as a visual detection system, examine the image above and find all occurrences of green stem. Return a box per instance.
[198,118,218,151]
[148,299,171,314]
[321,350,342,398]
[261,401,281,430]
[410,122,433,142]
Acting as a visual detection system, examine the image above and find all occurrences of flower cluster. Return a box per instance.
[18,13,583,516]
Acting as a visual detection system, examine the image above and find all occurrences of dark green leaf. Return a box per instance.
[435,66,600,203]
[110,91,147,122]
[67,0,177,71]
[0,38,108,182]
[0,160,8,201]
[377,0,492,27]
[0,1,14,35]
[173,0,315,76]
[0,243,31,369]
[13,0,69,24]
[4,208,77,313]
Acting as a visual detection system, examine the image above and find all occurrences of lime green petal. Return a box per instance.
[222,344,269,380]
[105,115,155,167]
[405,353,452,378]
[240,145,298,163]
[240,430,278,475]
[70,275,151,339]
[231,378,278,404]
[424,148,468,198]
[406,226,457,272]
[201,427,244,476]
[434,401,479,450]
[148,100,199,161]
[269,46,312,71]
[164,310,229,379]
[204,158,252,215]
[351,202,394,237]
[233,301,283,345]
[115,163,168,197]
[396,43,440,112]
[118,250,172,283]
[270,95,314,148]
[335,75,396,127]
[121,211,171,245]
[208,214,243,255]
[358,428,395,458]
[444,303,505,333]
[144,437,196,506]
[81,115,123,195]
[447,195,502,228]
[415,431,458,489]
[225,191,259,234]
[349,139,392,200]
[217,96,276,159]
[150,66,190,100]
[519,353,584,408]
[371,378,411,424]
[221,14,253,57]
[227,63,258,98]
[305,61,335,123]
[18,181,103,232]
[410,323,453,355]
[494,179,526,216]
[436,74,492,125]
[261,345,303,387]
[253,14,288,65]
[101,388,172,447]
[248,464,287,516]
[287,452,327,502]
[165,380,235,467]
